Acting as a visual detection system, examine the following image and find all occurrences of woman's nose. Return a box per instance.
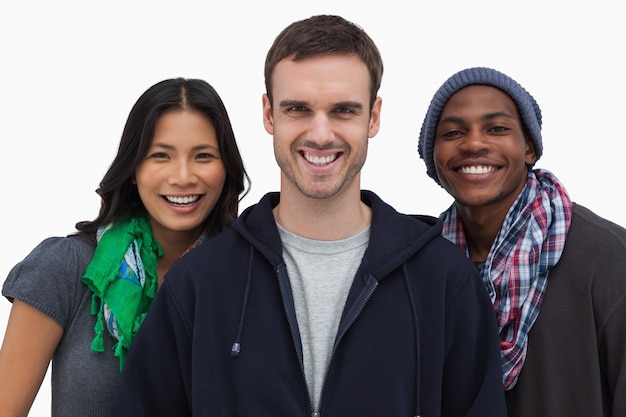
[169,161,197,186]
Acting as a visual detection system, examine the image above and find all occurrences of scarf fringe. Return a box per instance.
[113,338,127,371]
[90,296,106,353]
[82,214,208,371]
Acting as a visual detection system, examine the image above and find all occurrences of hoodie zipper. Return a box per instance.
[316,273,378,415]
[275,263,317,414]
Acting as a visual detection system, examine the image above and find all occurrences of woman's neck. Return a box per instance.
[154,229,204,285]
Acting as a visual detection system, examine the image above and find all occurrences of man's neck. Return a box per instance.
[273,188,371,241]
[456,204,506,262]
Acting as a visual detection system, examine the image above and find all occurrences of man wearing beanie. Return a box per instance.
[418,67,626,416]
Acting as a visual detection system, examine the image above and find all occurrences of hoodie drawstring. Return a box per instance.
[231,245,255,357]
[403,263,422,417]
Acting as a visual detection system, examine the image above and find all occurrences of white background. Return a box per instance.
[1,1,625,415]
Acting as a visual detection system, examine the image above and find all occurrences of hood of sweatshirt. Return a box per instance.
[231,190,443,284]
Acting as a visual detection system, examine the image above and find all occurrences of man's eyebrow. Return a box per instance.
[482,111,517,121]
[277,100,364,110]
[439,115,465,124]
[334,101,363,110]
[278,99,308,108]
[439,112,517,124]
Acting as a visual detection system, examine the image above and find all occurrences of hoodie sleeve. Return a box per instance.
[442,263,507,417]
[107,279,192,417]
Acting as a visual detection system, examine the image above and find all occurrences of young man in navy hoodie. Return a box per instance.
[108,16,506,416]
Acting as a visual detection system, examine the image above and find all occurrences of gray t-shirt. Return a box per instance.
[2,236,120,417]
[277,224,370,411]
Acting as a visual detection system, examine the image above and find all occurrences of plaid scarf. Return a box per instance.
[440,169,572,389]
[82,214,206,370]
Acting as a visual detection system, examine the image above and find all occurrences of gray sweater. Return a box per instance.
[505,204,626,416]
[3,236,120,417]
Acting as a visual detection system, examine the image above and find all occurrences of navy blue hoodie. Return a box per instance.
[108,191,506,416]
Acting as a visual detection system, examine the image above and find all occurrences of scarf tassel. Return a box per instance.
[113,337,128,371]
[90,295,106,353]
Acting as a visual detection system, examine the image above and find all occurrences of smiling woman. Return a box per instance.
[0,78,249,417]
[134,110,227,272]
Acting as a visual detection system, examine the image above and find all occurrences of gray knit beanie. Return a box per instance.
[418,67,543,185]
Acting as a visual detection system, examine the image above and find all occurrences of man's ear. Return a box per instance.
[262,93,274,135]
[525,138,537,166]
[368,96,382,138]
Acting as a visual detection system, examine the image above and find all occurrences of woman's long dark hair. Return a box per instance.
[75,78,250,238]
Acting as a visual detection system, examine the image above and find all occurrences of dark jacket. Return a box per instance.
[108,191,506,416]
[505,204,626,416]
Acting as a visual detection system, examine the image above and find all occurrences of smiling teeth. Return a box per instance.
[459,166,496,174]
[166,195,199,205]
[304,153,337,166]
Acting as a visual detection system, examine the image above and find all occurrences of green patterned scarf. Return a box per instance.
[82,214,163,370]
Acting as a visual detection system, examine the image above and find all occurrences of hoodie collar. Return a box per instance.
[233,191,443,281]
